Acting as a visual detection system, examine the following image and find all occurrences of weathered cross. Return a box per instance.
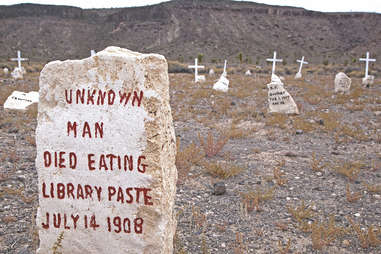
[359,52,376,78]
[296,56,308,74]
[91,50,96,56]
[10,50,28,69]
[266,51,283,75]
[188,58,205,82]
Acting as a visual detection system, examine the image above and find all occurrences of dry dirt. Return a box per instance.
[0,68,380,254]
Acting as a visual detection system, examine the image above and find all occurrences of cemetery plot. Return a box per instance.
[0,63,381,254]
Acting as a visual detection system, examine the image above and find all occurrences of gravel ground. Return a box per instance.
[0,72,380,254]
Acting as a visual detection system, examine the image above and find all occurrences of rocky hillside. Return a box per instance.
[0,0,380,65]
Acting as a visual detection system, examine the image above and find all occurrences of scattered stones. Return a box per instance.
[296,130,303,135]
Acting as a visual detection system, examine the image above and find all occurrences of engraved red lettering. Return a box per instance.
[67,121,77,138]
[88,154,95,170]
[132,91,143,107]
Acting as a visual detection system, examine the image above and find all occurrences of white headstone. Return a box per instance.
[209,68,215,76]
[245,70,252,76]
[36,46,177,254]
[3,67,9,75]
[334,72,351,93]
[266,51,282,76]
[295,56,308,79]
[188,58,205,83]
[362,75,374,87]
[4,91,39,110]
[11,67,25,80]
[10,50,28,69]
[267,74,299,114]
[359,52,376,81]
[213,72,229,92]
[91,50,96,56]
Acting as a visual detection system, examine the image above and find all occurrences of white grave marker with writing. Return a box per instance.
[295,56,308,79]
[188,58,205,83]
[359,52,376,86]
[36,46,177,254]
[267,74,299,114]
[4,91,39,110]
[334,72,351,93]
[266,51,282,76]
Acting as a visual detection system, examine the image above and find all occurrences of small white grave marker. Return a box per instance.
[266,51,282,76]
[4,91,39,110]
[245,70,252,76]
[3,67,9,75]
[334,72,351,93]
[267,74,299,114]
[213,60,229,92]
[91,50,96,56]
[188,58,205,83]
[11,50,28,69]
[209,68,215,76]
[359,52,376,86]
[295,56,308,79]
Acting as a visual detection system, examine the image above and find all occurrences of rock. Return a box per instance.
[3,91,39,110]
[294,72,302,79]
[296,130,303,135]
[374,111,381,116]
[3,67,9,75]
[354,213,361,217]
[267,74,299,114]
[362,75,374,87]
[318,119,324,125]
[213,182,226,195]
[231,101,236,106]
[209,69,215,76]
[334,72,351,93]
[36,46,177,254]
[213,73,229,92]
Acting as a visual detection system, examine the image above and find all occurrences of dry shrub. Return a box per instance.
[273,160,287,186]
[239,186,275,214]
[311,215,349,250]
[0,186,36,203]
[363,182,381,194]
[332,160,364,181]
[347,217,381,248]
[198,131,229,157]
[201,161,244,179]
[310,152,327,172]
[265,113,288,129]
[288,200,315,223]
[175,138,204,184]
[345,184,362,203]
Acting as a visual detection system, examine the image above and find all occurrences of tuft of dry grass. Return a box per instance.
[310,152,328,172]
[311,215,349,250]
[332,160,365,182]
[198,131,229,158]
[201,160,245,179]
[347,217,381,248]
[345,184,362,203]
[175,138,204,184]
[239,186,275,214]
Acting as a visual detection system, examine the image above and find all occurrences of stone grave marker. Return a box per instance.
[188,58,205,82]
[267,74,299,114]
[4,91,39,110]
[209,68,215,76]
[334,72,351,93]
[36,46,177,254]
[91,50,96,56]
[245,70,252,76]
[3,67,9,75]
[266,51,282,76]
[213,60,229,92]
[295,56,308,79]
[359,52,376,86]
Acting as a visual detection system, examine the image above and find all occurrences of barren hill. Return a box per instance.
[0,0,380,65]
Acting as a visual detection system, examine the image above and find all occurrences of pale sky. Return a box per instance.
[0,0,380,13]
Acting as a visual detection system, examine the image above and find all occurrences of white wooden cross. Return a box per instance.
[188,58,205,82]
[359,52,376,79]
[222,60,227,76]
[296,56,308,74]
[91,50,96,56]
[266,51,282,75]
[10,50,28,69]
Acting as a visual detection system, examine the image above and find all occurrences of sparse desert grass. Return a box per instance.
[175,138,204,184]
[201,160,245,179]
[332,160,365,181]
[310,152,328,172]
[239,185,275,214]
[265,113,288,129]
[345,184,362,203]
[198,131,229,158]
[347,217,381,248]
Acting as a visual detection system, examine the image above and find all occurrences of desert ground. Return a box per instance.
[0,62,380,253]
